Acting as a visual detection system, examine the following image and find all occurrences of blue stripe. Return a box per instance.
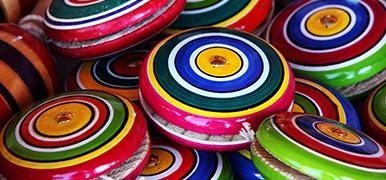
[186,150,217,179]
[296,116,378,155]
[175,36,263,92]
[226,151,264,179]
[45,0,143,26]
[288,0,369,50]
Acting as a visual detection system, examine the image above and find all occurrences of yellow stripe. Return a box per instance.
[0,95,136,169]
[214,0,259,27]
[238,149,251,160]
[146,30,291,117]
[295,78,346,124]
[367,85,386,131]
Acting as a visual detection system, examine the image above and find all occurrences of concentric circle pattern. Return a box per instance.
[267,0,386,88]
[0,91,146,179]
[139,140,232,179]
[291,78,361,129]
[140,27,294,135]
[66,50,147,100]
[167,0,273,33]
[255,113,386,179]
[362,82,386,145]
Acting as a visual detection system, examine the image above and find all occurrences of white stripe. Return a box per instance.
[28,99,100,142]
[140,94,249,146]
[64,0,105,7]
[210,153,224,180]
[45,0,149,30]
[182,0,229,15]
[188,43,249,82]
[270,115,386,172]
[141,145,183,179]
[15,94,114,152]
[300,5,356,41]
[168,32,270,98]
[183,150,200,179]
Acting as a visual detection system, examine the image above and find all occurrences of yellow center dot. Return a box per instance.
[196,47,242,77]
[35,103,92,137]
[141,149,174,175]
[306,8,350,36]
[316,122,361,144]
[291,103,305,113]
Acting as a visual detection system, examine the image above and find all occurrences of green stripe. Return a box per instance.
[294,94,319,115]
[253,118,386,179]
[373,84,386,125]
[92,60,139,88]
[5,91,128,161]
[49,0,130,19]
[218,154,233,179]
[293,44,386,89]
[185,0,220,10]
[171,0,249,28]
[154,28,284,112]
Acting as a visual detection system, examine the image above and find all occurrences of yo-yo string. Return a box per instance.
[238,122,256,142]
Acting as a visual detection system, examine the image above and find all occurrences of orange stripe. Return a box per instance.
[77,63,139,100]
[0,61,34,108]
[0,31,54,95]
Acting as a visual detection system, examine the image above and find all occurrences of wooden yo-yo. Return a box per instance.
[227,77,362,179]
[251,112,386,179]
[164,0,275,35]
[267,0,386,100]
[140,27,295,151]
[44,0,186,59]
[0,0,37,23]
[65,49,148,102]
[139,139,233,179]
[0,91,151,179]
[0,0,57,127]
[361,82,386,145]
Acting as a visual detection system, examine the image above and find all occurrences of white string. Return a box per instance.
[238,122,256,142]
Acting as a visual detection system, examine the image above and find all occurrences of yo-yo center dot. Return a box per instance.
[56,112,73,125]
[209,55,228,68]
[146,154,160,167]
[328,126,348,138]
[320,15,338,28]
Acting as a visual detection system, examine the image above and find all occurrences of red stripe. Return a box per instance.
[269,0,386,65]
[20,96,107,147]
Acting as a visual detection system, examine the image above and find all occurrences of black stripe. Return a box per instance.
[0,40,47,100]
[0,83,20,112]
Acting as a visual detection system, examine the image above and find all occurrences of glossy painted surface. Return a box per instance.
[292,78,361,129]
[252,113,386,179]
[362,82,386,145]
[0,24,56,127]
[0,91,147,179]
[141,95,250,151]
[166,0,273,34]
[140,27,295,137]
[139,139,233,179]
[45,0,185,59]
[66,50,147,100]
[267,0,386,89]
[229,77,361,179]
